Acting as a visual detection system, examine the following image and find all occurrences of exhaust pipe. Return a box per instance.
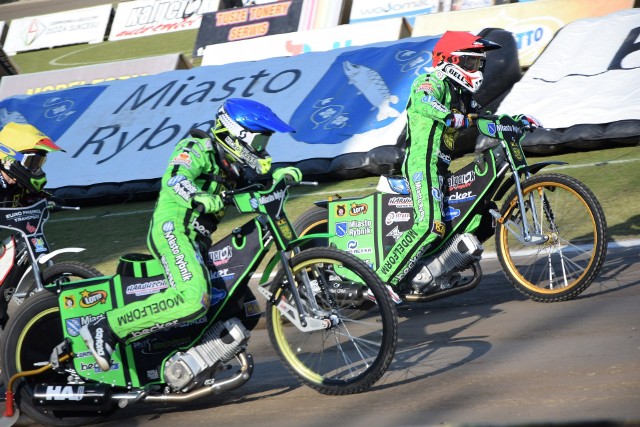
[32,352,254,411]
[403,263,482,303]
[114,351,254,406]
[33,383,113,411]
[33,352,253,411]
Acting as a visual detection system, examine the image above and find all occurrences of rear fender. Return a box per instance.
[37,247,86,264]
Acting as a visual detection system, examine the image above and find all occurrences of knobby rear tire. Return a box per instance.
[1,291,116,426]
[6,261,103,324]
[292,205,329,249]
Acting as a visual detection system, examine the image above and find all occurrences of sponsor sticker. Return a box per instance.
[335,222,348,237]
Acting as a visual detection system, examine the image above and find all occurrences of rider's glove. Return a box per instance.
[191,192,224,214]
[445,113,469,129]
[272,166,303,184]
[518,114,542,130]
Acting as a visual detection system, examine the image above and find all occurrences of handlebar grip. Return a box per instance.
[300,181,318,186]
[47,202,74,212]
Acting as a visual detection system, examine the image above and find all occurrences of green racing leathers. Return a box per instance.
[376,70,478,286]
[106,133,228,340]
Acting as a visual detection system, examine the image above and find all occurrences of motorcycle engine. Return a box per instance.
[163,317,250,391]
[413,233,484,293]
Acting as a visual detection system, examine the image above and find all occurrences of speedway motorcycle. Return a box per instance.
[0,175,397,426]
[294,114,608,303]
[0,198,102,328]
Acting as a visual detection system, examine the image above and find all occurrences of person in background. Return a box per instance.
[79,98,302,372]
[0,122,63,207]
[375,31,541,289]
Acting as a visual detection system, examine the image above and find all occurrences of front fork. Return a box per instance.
[490,172,549,245]
[257,249,333,332]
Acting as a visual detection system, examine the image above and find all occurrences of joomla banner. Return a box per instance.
[349,0,439,26]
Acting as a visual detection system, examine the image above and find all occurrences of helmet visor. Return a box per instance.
[19,152,47,171]
[248,132,271,153]
[241,130,271,155]
[458,55,486,72]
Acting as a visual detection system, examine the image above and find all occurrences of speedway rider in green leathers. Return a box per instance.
[80,98,301,371]
[376,31,540,289]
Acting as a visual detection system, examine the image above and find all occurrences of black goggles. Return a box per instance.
[458,55,486,72]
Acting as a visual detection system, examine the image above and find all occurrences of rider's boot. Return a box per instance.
[411,233,483,292]
[79,315,117,372]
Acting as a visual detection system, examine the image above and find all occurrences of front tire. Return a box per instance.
[266,247,398,395]
[1,291,115,426]
[496,173,607,302]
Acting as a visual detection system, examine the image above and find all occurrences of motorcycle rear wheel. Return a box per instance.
[1,291,116,426]
[4,261,103,327]
[496,173,607,302]
[292,205,329,249]
[266,247,398,395]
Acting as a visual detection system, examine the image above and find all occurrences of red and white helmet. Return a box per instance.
[432,31,501,93]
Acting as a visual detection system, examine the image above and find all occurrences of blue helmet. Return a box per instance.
[212,98,295,175]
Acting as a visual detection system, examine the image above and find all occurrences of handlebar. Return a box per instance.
[193,178,318,214]
[468,113,540,133]
[221,179,318,199]
[47,201,80,212]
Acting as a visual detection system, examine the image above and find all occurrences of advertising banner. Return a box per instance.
[201,17,410,66]
[108,0,220,41]
[0,36,440,192]
[298,0,345,30]
[0,54,191,99]
[441,0,494,12]
[193,0,304,56]
[412,0,634,67]
[2,5,112,55]
[490,9,640,151]
[349,0,439,26]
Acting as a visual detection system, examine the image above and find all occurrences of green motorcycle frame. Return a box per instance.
[295,114,608,303]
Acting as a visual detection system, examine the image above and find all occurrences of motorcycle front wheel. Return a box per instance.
[496,173,607,302]
[265,247,398,395]
[1,291,116,426]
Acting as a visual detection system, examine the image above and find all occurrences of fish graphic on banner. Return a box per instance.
[290,38,437,145]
